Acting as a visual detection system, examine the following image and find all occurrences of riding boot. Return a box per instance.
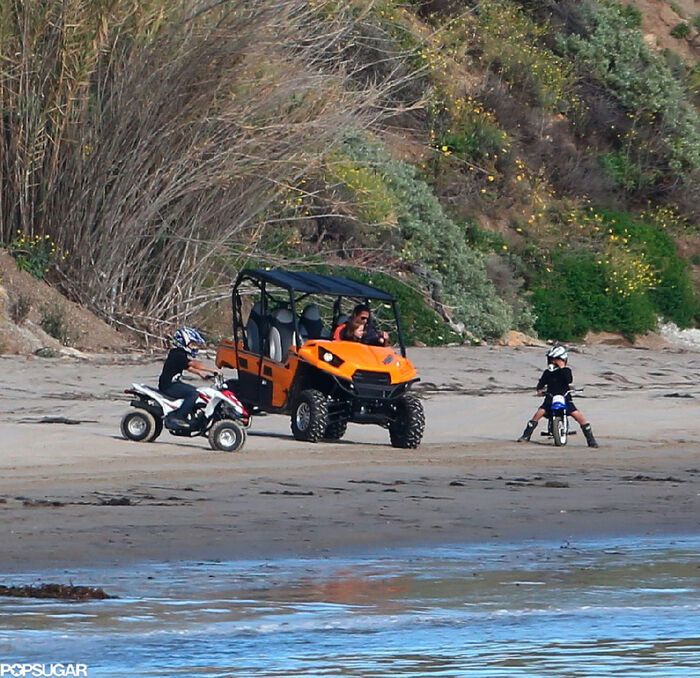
[517,420,538,442]
[582,423,599,448]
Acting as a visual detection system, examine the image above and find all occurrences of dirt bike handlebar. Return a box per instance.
[537,388,584,396]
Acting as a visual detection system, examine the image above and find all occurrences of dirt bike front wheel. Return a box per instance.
[552,415,567,446]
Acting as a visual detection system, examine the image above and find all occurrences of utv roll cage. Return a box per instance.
[231,268,408,358]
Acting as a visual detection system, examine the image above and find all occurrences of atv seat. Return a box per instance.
[299,304,328,341]
[268,308,297,362]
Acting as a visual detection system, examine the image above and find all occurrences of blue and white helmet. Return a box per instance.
[546,345,568,363]
[173,327,206,357]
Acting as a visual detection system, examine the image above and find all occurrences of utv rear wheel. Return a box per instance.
[389,395,425,449]
[324,417,348,440]
[121,410,158,442]
[291,389,329,443]
[209,419,247,452]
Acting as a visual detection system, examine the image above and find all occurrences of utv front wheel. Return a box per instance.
[291,389,329,442]
[389,395,425,449]
[120,410,159,442]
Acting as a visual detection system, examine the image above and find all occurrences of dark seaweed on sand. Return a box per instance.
[0,584,115,600]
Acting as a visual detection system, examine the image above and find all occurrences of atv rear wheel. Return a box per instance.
[389,395,425,449]
[121,410,159,442]
[209,419,247,452]
[324,417,348,440]
[291,389,329,442]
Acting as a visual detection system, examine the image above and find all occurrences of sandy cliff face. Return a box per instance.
[0,250,129,355]
[623,0,699,63]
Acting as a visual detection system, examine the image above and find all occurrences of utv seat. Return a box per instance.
[268,308,297,362]
[299,304,328,341]
[245,301,264,353]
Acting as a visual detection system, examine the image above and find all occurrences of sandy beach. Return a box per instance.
[1,344,699,573]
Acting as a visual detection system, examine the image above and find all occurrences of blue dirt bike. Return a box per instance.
[541,389,582,447]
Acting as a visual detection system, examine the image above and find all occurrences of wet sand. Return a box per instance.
[1,345,699,573]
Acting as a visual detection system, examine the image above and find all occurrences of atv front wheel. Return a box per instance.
[389,395,425,449]
[209,419,247,452]
[291,389,329,442]
[121,410,159,442]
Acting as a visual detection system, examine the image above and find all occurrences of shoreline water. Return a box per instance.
[3,534,700,677]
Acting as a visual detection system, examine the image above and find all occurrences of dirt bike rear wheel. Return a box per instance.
[552,415,567,446]
[208,419,247,452]
[121,410,159,442]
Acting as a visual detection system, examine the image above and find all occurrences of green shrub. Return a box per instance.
[7,233,60,280]
[325,155,398,227]
[532,209,699,339]
[340,133,517,339]
[619,5,643,28]
[604,210,699,327]
[563,1,700,173]
[599,151,645,191]
[670,22,690,39]
[532,251,656,340]
[477,0,577,112]
[562,0,700,172]
[40,304,72,345]
[432,97,510,162]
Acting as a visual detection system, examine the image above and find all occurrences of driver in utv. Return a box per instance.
[517,345,599,448]
[159,327,218,429]
[333,304,390,346]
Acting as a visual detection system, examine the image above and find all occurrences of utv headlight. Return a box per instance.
[318,347,344,367]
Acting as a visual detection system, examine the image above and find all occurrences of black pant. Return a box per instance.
[161,381,199,419]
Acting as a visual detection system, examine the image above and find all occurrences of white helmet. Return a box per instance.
[546,345,568,363]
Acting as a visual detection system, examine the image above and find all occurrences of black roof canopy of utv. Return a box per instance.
[240,269,395,301]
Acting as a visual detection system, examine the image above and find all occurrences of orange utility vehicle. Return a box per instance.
[216,269,425,448]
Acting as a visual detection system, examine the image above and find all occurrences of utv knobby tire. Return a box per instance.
[209,419,247,452]
[324,417,348,440]
[121,410,158,442]
[389,395,425,449]
[291,389,329,443]
[552,415,567,447]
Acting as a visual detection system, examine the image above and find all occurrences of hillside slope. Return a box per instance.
[0,0,698,345]
[0,250,128,355]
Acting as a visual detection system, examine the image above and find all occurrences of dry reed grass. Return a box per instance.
[0,0,410,337]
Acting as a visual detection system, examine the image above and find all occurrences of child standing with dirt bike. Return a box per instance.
[517,345,599,448]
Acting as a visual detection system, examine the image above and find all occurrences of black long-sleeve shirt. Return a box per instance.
[536,366,573,396]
